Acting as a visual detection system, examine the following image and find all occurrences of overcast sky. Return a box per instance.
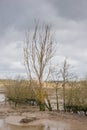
[0,0,87,79]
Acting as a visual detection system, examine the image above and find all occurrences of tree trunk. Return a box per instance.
[45,99,52,111]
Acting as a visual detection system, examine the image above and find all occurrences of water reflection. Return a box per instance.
[0,94,5,102]
[0,119,4,128]
[43,120,70,130]
[0,119,6,130]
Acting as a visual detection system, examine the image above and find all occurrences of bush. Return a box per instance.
[65,104,87,116]
[5,80,36,107]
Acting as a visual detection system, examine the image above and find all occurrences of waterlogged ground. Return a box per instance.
[0,112,87,130]
[0,94,87,130]
[0,118,70,130]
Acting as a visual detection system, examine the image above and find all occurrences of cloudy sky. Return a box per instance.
[0,0,87,79]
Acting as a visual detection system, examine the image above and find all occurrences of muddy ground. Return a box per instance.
[0,103,87,130]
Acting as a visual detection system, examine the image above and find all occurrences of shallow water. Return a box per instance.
[0,94,5,102]
[0,116,87,130]
[0,119,70,130]
[0,119,43,130]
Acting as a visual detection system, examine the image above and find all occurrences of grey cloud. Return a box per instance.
[48,0,87,21]
[0,0,35,35]
[0,0,55,36]
[0,41,25,78]
[0,0,87,78]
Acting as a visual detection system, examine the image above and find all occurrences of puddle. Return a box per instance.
[0,118,70,130]
[0,117,87,130]
[0,119,4,127]
[0,94,5,103]
[0,119,7,130]
[42,119,70,130]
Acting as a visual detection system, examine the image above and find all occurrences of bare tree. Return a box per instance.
[60,59,74,111]
[24,24,55,110]
[54,71,60,111]
[49,67,60,111]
